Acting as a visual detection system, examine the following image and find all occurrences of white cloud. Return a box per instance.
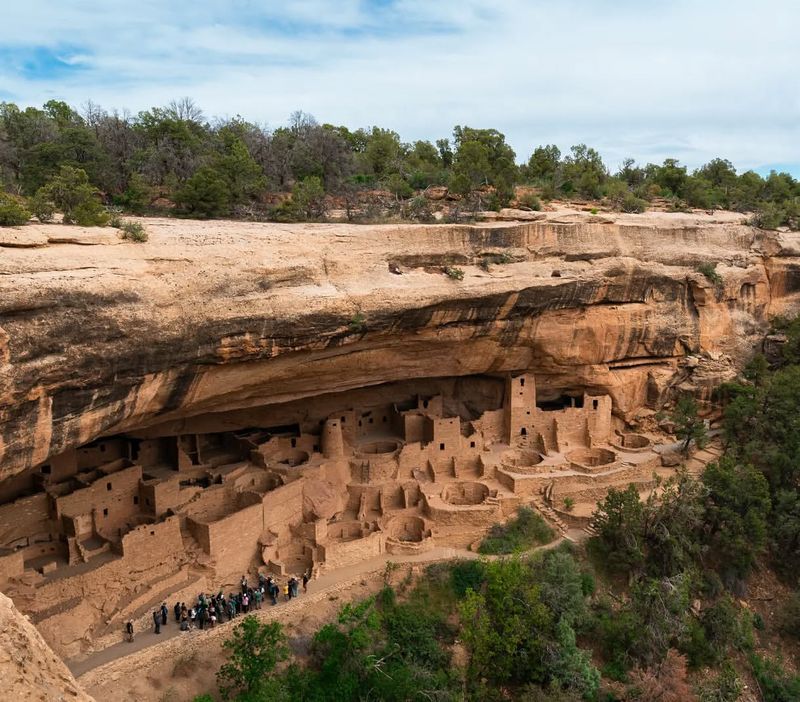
[1,0,798,172]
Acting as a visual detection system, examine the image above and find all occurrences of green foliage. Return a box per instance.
[29,191,55,222]
[1,98,799,226]
[749,653,800,702]
[672,394,708,454]
[518,191,542,210]
[347,312,367,334]
[478,506,554,554]
[35,166,109,225]
[701,457,770,583]
[118,172,151,213]
[291,175,326,219]
[175,166,230,217]
[217,616,289,701]
[697,262,723,285]
[443,265,465,281]
[120,220,148,242]
[0,192,31,226]
[777,590,800,640]
[697,662,743,702]
[452,125,517,203]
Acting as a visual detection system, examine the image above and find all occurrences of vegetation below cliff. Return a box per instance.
[0,99,798,227]
[190,319,800,702]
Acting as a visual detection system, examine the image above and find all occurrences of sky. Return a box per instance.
[1,0,798,175]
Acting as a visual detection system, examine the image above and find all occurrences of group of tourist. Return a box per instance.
[125,571,310,642]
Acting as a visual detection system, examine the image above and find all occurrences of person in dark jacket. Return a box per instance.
[152,610,161,634]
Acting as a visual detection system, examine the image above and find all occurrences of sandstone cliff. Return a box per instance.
[0,590,94,701]
[1,210,799,482]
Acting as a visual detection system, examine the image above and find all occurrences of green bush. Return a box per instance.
[0,193,31,226]
[444,266,465,281]
[518,191,542,210]
[749,653,800,702]
[697,262,723,285]
[621,192,648,213]
[120,220,148,243]
[175,167,230,218]
[29,191,55,222]
[35,166,109,226]
[478,507,554,554]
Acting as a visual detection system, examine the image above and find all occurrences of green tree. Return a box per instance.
[35,165,109,225]
[452,126,517,202]
[291,175,326,219]
[562,144,607,198]
[672,395,707,454]
[175,166,230,217]
[525,144,561,182]
[0,192,31,226]
[702,457,770,583]
[217,616,288,701]
[460,558,552,685]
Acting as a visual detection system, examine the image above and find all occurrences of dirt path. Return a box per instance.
[72,537,567,686]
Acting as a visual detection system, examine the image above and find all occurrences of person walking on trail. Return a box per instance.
[302,572,309,593]
[152,610,161,634]
[283,582,289,601]
[125,619,134,643]
[173,601,181,622]
[270,582,278,606]
[241,575,248,594]
[160,602,168,626]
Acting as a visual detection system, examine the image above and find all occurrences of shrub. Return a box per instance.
[292,176,327,219]
[621,192,648,213]
[563,497,575,511]
[175,167,230,218]
[697,662,743,702]
[444,266,465,281]
[35,166,109,226]
[0,193,31,226]
[478,507,554,554]
[697,261,723,285]
[348,312,366,333]
[749,653,800,702]
[29,191,55,222]
[120,220,148,243]
[518,192,542,210]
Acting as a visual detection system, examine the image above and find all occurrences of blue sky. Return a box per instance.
[1,0,798,175]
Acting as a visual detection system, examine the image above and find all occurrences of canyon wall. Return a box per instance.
[2,211,800,482]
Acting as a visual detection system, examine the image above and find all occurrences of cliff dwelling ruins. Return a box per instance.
[0,372,671,659]
[2,212,800,670]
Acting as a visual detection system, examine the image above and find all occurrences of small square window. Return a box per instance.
[133,496,139,505]
[106,482,112,491]
[470,441,476,448]
[439,443,445,451]
[103,508,108,517]
[341,416,346,423]
[313,444,319,452]
[593,400,598,410]
[291,438,297,448]
[150,530,155,536]
[369,418,373,424]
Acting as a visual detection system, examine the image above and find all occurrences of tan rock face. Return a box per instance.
[0,591,94,701]
[1,212,799,482]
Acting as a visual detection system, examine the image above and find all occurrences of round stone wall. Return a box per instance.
[566,447,617,472]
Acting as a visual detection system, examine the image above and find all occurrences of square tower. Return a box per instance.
[504,373,536,443]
